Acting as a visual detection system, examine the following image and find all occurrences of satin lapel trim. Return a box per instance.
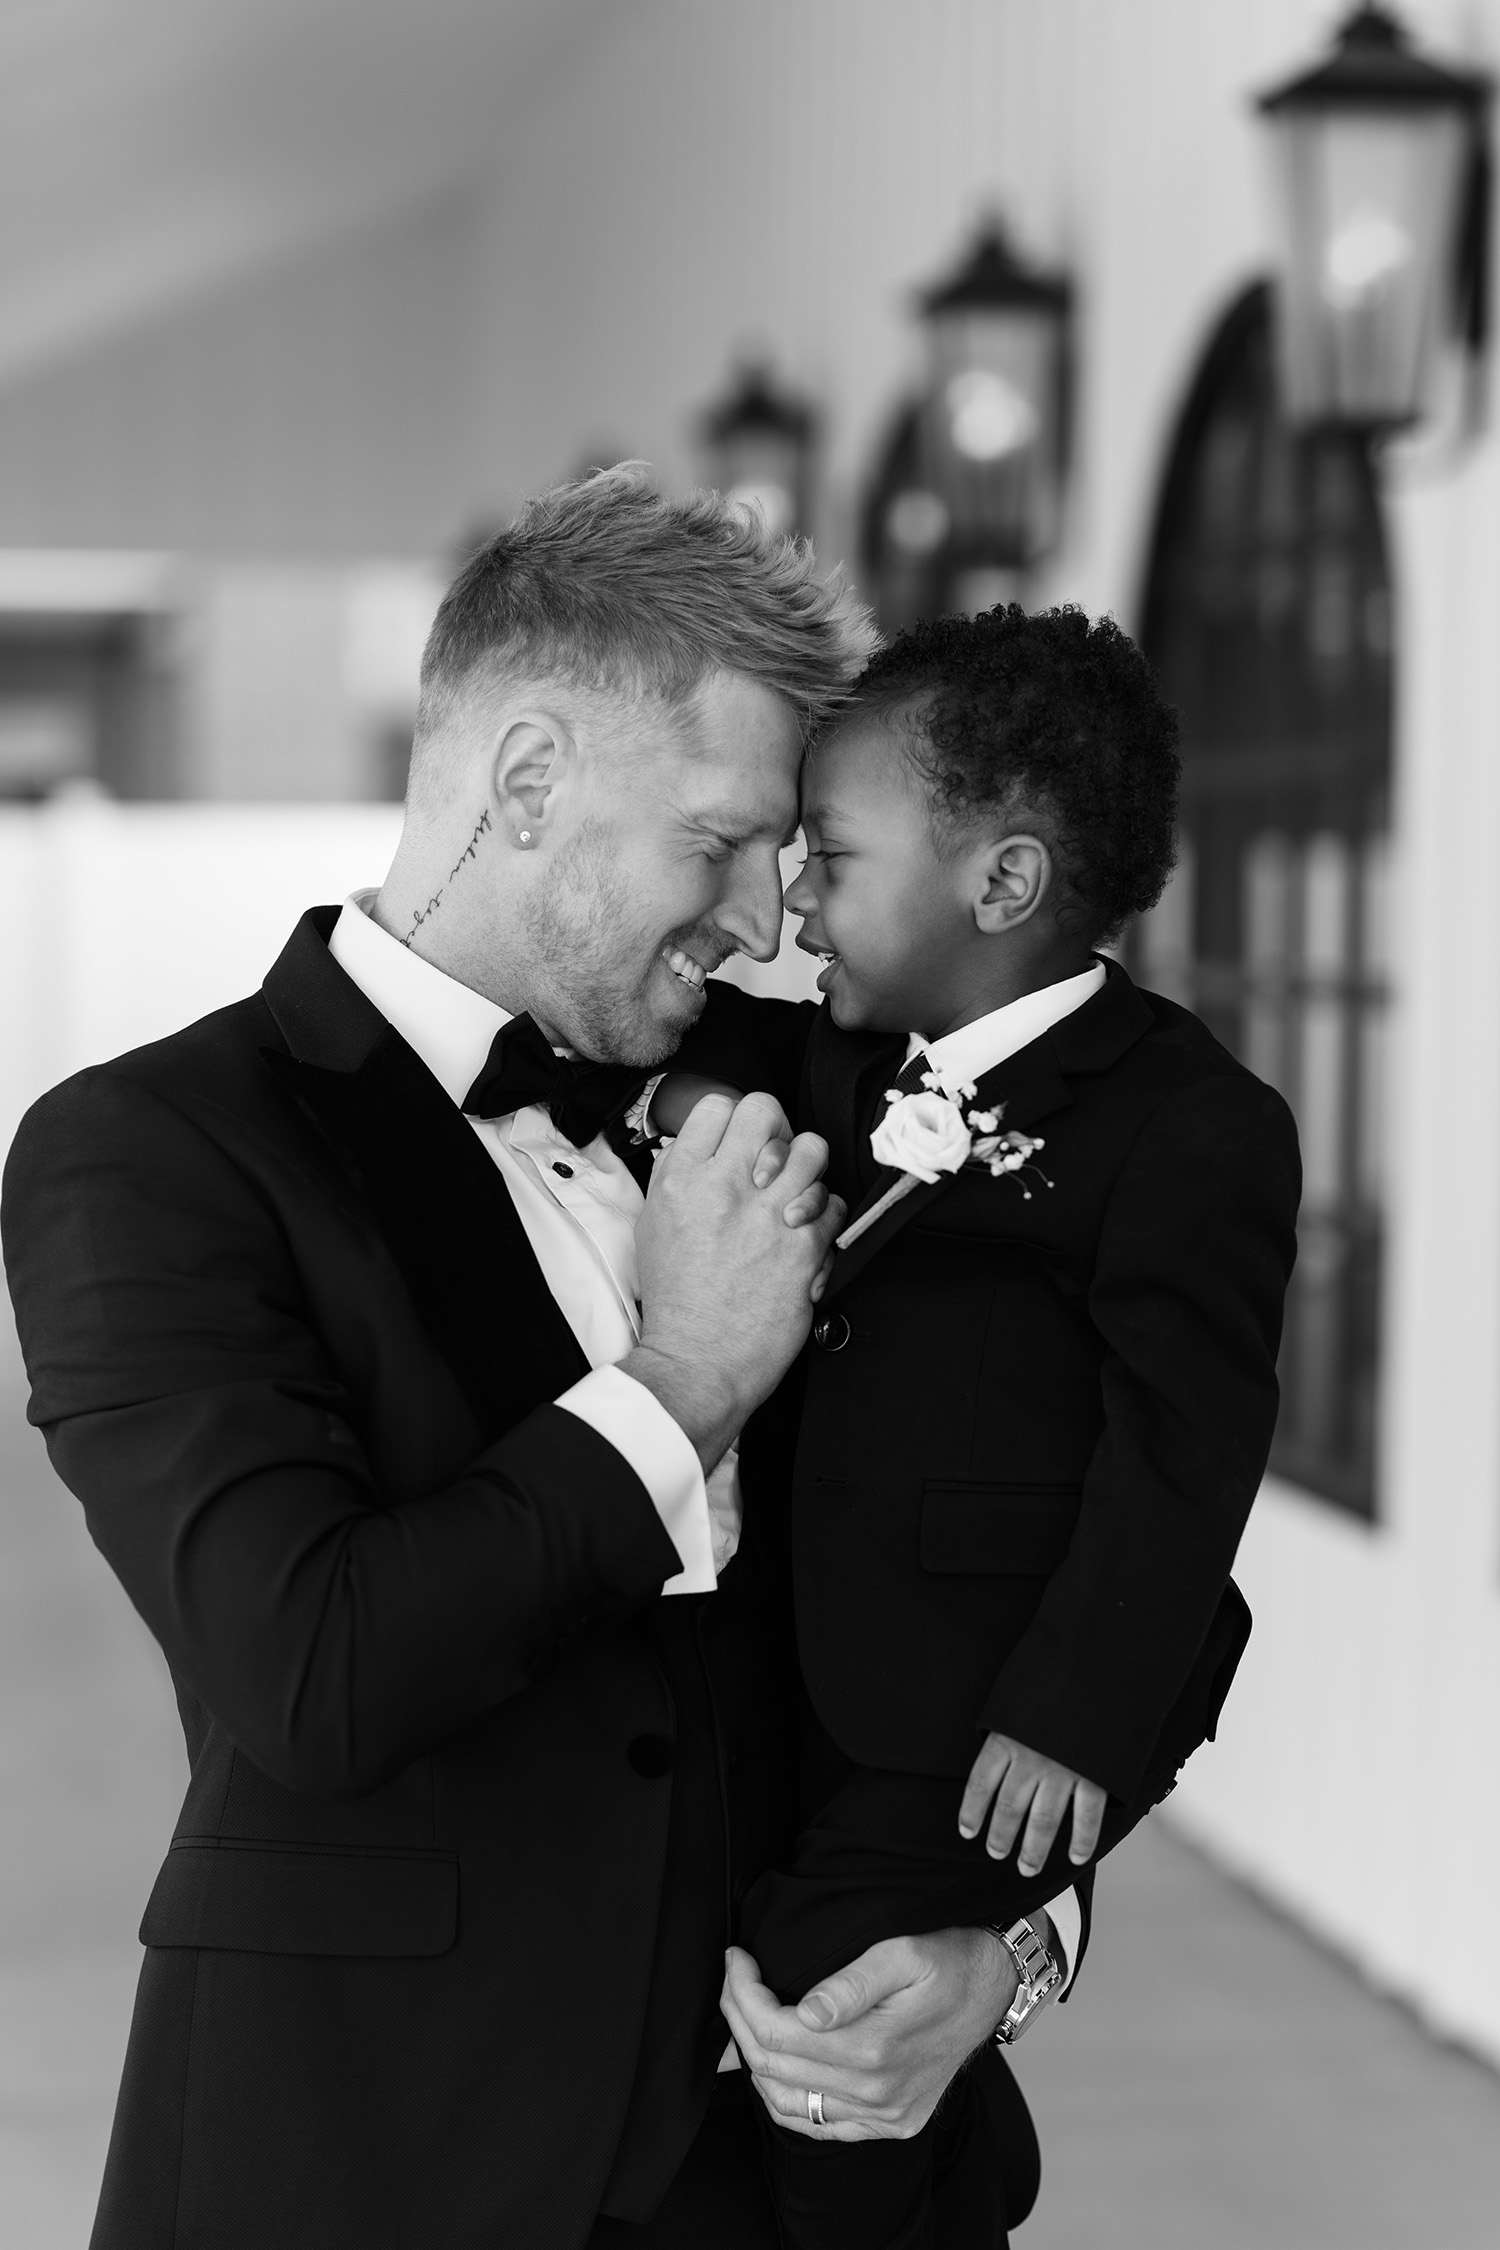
[260,911,588,1442]
[265,1040,588,1443]
[821,1034,1075,1307]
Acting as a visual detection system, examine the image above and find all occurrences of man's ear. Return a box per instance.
[491,713,574,848]
[972,834,1052,934]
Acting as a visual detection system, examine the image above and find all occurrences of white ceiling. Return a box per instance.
[0,0,603,381]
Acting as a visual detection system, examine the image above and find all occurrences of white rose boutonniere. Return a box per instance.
[836,1071,1052,1250]
[869,1089,973,1181]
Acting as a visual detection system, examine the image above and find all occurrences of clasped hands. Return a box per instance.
[722,1923,1025,2144]
[625,1090,843,1475]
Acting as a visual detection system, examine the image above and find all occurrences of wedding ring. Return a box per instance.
[807,2089,825,2127]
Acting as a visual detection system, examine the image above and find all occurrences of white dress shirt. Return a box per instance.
[328,891,723,1594]
[907,962,1107,1093]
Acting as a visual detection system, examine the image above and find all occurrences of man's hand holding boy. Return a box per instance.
[721,1923,1032,2143]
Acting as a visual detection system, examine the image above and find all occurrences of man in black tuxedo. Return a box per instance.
[3,473,1058,2250]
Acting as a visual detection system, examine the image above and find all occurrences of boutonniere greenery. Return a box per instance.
[836,1071,1051,1250]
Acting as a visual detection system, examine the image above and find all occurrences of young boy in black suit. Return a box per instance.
[658,604,1301,2249]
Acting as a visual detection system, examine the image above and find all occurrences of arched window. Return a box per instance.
[1135,282,1392,1518]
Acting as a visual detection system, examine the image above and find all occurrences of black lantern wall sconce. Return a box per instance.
[698,360,817,541]
[863,220,1073,632]
[1256,4,1492,434]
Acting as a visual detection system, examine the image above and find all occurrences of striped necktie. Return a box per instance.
[889,1049,936,1101]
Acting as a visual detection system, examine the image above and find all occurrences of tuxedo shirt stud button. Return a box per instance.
[813,1313,851,1352]
[552,1161,574,1179]
[627,1733,674,1778]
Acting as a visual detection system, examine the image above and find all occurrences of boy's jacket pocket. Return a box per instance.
[920,1482,1083,1576]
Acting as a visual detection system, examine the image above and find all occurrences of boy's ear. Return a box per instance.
[972,834,1052,934]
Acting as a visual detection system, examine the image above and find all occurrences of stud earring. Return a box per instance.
[518,830,532,845]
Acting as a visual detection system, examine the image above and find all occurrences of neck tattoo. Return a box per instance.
[400,808,493,948]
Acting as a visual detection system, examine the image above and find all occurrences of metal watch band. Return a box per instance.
[986,1915,1063,2046]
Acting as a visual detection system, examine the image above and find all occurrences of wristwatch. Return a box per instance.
[986,1916,1063,2045]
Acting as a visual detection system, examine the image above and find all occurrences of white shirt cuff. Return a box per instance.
[555,1364,716,1596]
[1043,1886,1082,1995]
[624,1071,668,1143]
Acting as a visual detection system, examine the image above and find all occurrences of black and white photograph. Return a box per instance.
[1,5,1499,2246]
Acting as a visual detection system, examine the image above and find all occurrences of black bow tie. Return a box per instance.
[462,1013,649,1149]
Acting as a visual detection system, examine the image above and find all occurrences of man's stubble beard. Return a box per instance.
[520,817,719,1067]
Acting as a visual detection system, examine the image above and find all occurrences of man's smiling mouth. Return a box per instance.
[661,945,709,990]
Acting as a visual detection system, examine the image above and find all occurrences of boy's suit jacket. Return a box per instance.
[1,908,805,2250]
[685,964,1301,1807]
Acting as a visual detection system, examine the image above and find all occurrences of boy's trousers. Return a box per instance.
[740,1721,1150,2250]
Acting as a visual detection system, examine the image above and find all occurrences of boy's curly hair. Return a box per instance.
[839,604,1181,945]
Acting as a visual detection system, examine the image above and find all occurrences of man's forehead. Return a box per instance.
[685,671,802,760]
[674,774,800,845]
[671,684,801,823]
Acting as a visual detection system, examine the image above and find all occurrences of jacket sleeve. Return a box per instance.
[978,1070,1301,1802]
[670,983,817,1118]
[1,1070,683,1798]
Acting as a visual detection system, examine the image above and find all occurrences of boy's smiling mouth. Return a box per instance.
[793,931,842,989]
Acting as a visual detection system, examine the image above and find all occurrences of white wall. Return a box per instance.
[182,560,446,800]
[1172,347,1500,2066]
[0,190,483,560]
[0,804,402,1158]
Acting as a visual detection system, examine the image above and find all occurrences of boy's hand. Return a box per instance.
[959,1730,1108,1875]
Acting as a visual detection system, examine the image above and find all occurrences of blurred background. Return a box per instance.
[4,2,1500,2243]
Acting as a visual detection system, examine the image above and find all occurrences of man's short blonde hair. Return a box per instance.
[411,465,876,787]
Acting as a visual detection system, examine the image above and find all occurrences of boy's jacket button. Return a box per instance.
[813,1313,851,1352]
[627,1733,674,1778]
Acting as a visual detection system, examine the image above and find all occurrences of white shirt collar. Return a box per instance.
[908,962,1108,1093]
[328,890,508,1109]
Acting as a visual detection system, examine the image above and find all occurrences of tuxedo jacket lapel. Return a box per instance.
[261,909,588,1444]
[822,962,1152,1305]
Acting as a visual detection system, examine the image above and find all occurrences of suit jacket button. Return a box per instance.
[813,1312,851,1352]
[627,1733,674,1777]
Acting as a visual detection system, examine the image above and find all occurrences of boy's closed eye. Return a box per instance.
[959,1730,1108,1876]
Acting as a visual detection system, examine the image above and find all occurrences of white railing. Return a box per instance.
[0,801,407,1154]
